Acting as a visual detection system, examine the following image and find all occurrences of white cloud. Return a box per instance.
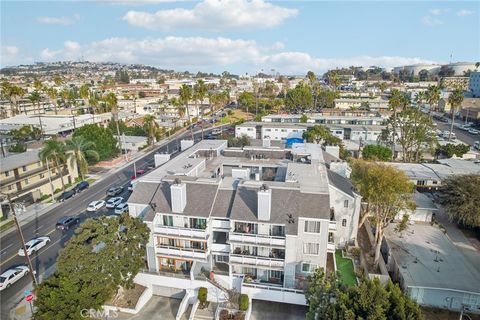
[456,9,474,17]
[428,8,446,15]
[4,46,19,56]
[64,41,81,52]
[37,14,80,26]
[422,15,443,26]
[36,36,439,74]
[1,46,34,67]
[122,0,298,31]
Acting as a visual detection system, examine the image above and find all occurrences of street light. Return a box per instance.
[0,192,38,286]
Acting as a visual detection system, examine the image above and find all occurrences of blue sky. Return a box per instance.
[1,0,479,74]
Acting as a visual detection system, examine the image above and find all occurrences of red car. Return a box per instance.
[131,169,146,180]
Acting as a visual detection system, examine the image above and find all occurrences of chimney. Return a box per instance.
[170,179,187,213]
[257,184,271,221]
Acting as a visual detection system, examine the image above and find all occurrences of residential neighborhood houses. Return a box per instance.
[0,2,479,319]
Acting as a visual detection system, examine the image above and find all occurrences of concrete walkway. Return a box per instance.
[115,296,181,320]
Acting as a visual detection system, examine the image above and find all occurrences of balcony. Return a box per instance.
[327,243,335,252]
[211,219,230,230]
[211,243,230,253]
[156,245,208,260]
[230,254,284,269]
[329,222,337,231]
[154,225,207,239]
[229,232,285,246]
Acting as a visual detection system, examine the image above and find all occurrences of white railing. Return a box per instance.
[154,225,207,239]
[242,282,304,294]
[211,219,230,230]
[211,243,230,252]
[230,254,284,268]
[229,232,285,246]
[156,245,208,260]
[329,222,337,231]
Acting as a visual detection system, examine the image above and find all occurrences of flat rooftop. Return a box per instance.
[385,223,480,294]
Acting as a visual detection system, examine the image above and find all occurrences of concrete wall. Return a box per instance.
[408,286,480,313]
[241,284,306,305]
[329,185,361,248]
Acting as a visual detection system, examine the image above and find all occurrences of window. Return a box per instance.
[24,179,29,185]
[190,218,207,229]
[328,232,334,243]
[40,173,45,179]
[269,270,282,279]
[304,220,321,233]
[4,171,9,177]
[22,165,27,172]
[344,200,349,208]
[301,263,317,273]
[8,185,12,191]
[342,219,347,227]
[37,161,42,167]
[162,215,173,226]
[303,243,319,255]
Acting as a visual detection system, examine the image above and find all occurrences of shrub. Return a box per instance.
[39,194,51,201]
[238,294,249,311]
[8,143,26,153]
[54,188,62,194]
[198,287,207,304]
[219,309,230,320]
[350,247,361,257]
[234,312,245,320]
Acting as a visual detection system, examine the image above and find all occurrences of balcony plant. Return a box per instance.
[198,287,208,309]
[219,309,230,320]
[238,294,249,311]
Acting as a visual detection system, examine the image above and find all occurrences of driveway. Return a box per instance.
[250,300,307,320]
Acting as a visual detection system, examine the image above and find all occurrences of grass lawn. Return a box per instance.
[0,219,15,232]
[335,250,357,287]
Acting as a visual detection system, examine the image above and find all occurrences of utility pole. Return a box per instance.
[1,192,37,286]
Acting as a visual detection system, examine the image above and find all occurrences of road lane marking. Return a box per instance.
[45,228,56,236]
[0,252,18,267]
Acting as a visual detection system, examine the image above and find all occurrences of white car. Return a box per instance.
[106,197,123,209]
[114,203,129,215]
[0,266,29,291]
[468,129,479,135]
[18,236,51,256]
[87,200,106,212]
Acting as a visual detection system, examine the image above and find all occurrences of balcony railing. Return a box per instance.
[156,245,208,260]
[211,219,230,230]
[230,254,284,269]
[229,232,285,246]
[154,225,207,239]
[242,282,304,294]
[211,243,230,253]
[329,222,337,231]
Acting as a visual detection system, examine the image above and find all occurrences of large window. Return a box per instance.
[301,263,317,273]
[189,218,207,229]
[163,215,173,226]
[304,220,321,233]
[303,243,319,255]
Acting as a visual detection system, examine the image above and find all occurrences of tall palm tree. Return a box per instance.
[39,139,68,193]
[195,80,207,140]
[143,115,160,146]
[33,79,43,91]
[44,87,59,115]
[105,92,122,153]
[28,91,42,114]
[388,89,405,159]
[79,84,90,115]
[65,136,99,180]
[426,85,441,112]
[179,84,194,140]
[447,87,464,141]
[306,71,317,109]
[88,95,99,123]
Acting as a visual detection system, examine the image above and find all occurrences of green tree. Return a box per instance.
[104,92,122,152]
[73,124,119,162]
[435,143,470,158]
[143,114,160,146]
[300,114,308,123]
[285,82,313,111]
[194,80,208,139]
[305,268,343,320]
[440,174,480,228]
[179,84,194,139]
[35,214,149,319]
[302,125,350,160]
[45,87,59,115]
[426,85,440,112]
[351,160,415,267]
[361,144,393,161]
[39,139,68,193]
[28,90,42,115]
[447,87,464,141]
[65,136,99,180]
[238,91,256,113]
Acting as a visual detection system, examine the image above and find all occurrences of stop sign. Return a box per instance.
[24,289,34,302]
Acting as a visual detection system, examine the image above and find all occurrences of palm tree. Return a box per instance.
[44,87,59,115]
[388,89,405,159]
[426,85,441,112]
[88,95,99,123]
[195,80,208,140]
[53,75,63,87]
[105,92,122,153]
[39,139,68,193]
[28,91,42,114]
[65,136,99,180]
[143,115,160,146]
[79,84,90,115]
[447,87,464,141]
[179,84,194,140]
[33,79,43,91]
[306,71,317,109]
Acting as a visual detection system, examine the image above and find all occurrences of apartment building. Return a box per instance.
[127,140,361,306]
[0,149,79,217]
[262,111,387,126]
[334,98,389,111]
[236,122,384,143]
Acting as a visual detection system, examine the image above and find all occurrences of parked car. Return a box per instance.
[56,216,80,231]
[136,169,146,175]
[86,200,106,212]
[0,266,29,291]
[57,189,76,202]
[18,236,51,256]
[114,203,129,215]
[106,186,123,197]
[74,181,90,193]
[127,182,134,191]
[106,197,123,209]
[468,129,479,135]
[474,141,480,150]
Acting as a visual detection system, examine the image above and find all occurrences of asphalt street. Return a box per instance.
[0,125,226,318]
[434,120,480,146]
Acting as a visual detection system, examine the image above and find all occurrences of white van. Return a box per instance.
[474,141,480,150]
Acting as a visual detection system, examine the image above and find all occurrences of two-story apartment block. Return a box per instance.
[127,140,361,307]
[0,149,79,217]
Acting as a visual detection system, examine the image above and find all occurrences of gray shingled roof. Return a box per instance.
[230,186,330,235]
[0,150,40,173]
[210,189,235,218]
[327,170,356,197]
